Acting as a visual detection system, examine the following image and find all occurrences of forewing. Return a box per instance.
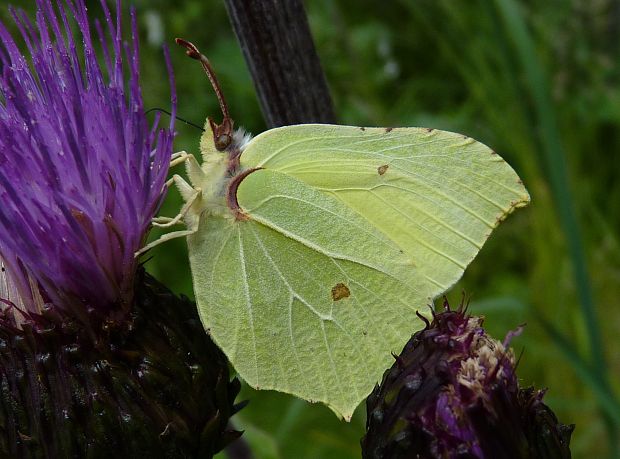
[240,124,529,293]
[188,171,427,419]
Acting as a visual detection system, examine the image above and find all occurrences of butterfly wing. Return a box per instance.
[240,124,529,293]
[188,124,529,419]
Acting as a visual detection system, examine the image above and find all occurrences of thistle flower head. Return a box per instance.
[0,0,175,317]
[362,299,574,458]
[0,4,247,455]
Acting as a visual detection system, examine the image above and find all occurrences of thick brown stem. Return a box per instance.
[223,0,337,127]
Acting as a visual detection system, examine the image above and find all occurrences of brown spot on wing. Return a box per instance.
[385,127,393,133]
[377,164,389,175]
[360,127,366,131]
[331,283,350,301]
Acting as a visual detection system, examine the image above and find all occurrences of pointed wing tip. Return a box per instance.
[513,191,532,209]
[326,403,356,422]
[239,371,360,421]
[490,193,531,230]
[243,377,359,422]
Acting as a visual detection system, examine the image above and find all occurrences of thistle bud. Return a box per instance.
[361,300,574,459]
[0,270,243,457]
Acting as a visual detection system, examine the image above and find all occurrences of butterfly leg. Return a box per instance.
[170,150,191,167]
[151,173,201,226]
[134,221,199,257]
[149,178,182,225]
[135,154,207,256]
[135,206,200,257]
[152,185,200,228]
[152,216,175,224]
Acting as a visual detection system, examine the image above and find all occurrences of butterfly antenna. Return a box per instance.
[144,108,205,131]
[175,38,233,150]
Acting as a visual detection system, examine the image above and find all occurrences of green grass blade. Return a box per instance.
[537,316,620,427]
[492,0,608,407]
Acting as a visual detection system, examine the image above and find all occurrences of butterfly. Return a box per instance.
[138,39,530,420]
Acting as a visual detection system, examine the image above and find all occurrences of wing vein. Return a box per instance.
[237,226,260,384]
[247,224,327,396]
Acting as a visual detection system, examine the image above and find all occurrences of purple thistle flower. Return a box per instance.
[362,299,574,458]
[0,0,175,318]
[0,3,245,456]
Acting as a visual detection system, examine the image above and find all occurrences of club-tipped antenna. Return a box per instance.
[175,38,233,150]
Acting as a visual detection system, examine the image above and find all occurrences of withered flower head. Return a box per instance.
[362,299,574,459]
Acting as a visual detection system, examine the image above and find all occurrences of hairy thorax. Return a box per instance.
[190,128,253,221]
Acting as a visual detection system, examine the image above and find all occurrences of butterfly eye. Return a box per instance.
[216,133,232,150]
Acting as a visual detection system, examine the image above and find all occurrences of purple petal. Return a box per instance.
[0,0,175,315]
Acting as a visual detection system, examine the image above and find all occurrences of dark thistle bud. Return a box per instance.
[0,270,244,457]
[0,272,241,458]
[361,299,574,459]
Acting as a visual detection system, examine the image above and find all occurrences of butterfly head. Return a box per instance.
[208,116,234,151]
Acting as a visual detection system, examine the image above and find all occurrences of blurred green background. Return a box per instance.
[5,0,619,457]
